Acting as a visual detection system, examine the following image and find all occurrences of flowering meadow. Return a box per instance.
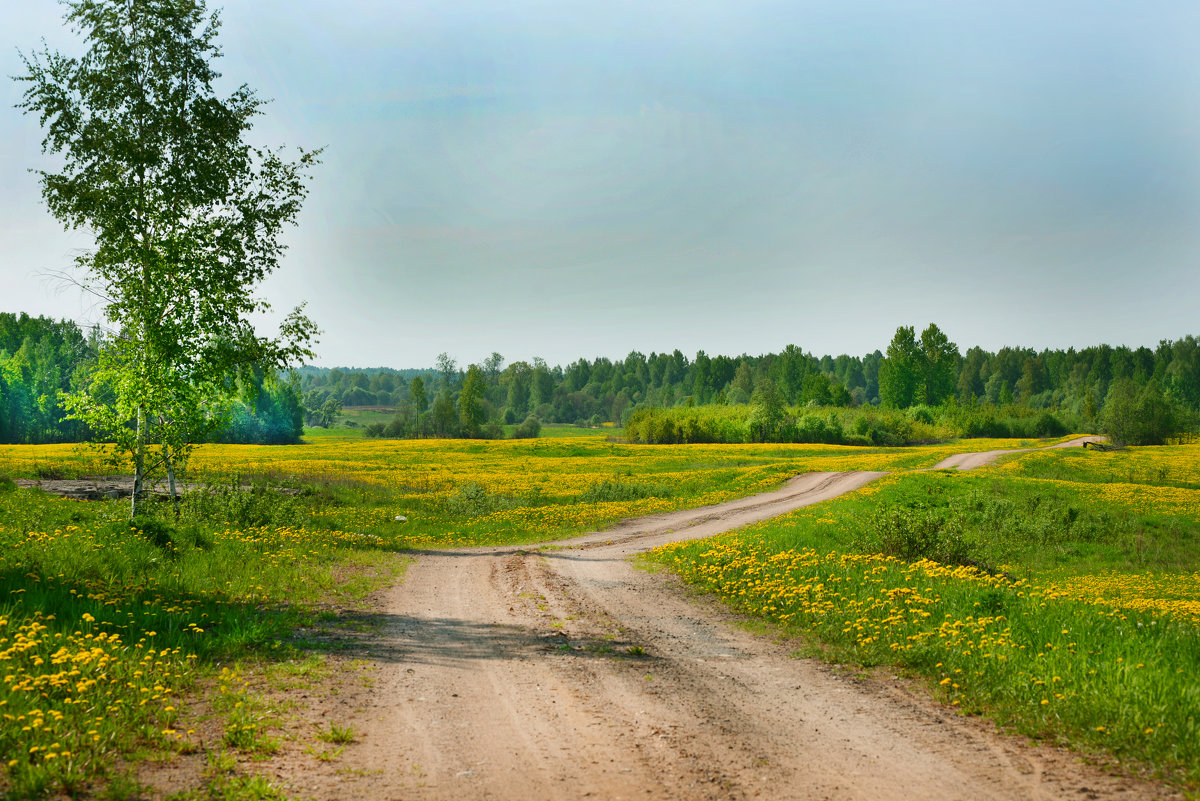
[648,447,1200,786]
[0,432,1056,796]
[4,432,1181,796]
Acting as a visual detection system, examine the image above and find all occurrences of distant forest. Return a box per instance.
[0,312,304,445]
[2,312,1196,446]
[299,324,1198,446]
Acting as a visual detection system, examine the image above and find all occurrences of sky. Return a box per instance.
[3,0,1199,369]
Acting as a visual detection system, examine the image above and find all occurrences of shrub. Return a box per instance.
[181,479,306,529]
[512,415,541,439]
[858,507,971,565]
[446,482,505,516]
[907,405,935,425]
[1031,411,1067,438]
[1105,379,1176,445]
[578,478,673,503]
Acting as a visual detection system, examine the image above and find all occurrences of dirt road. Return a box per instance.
[272,436,1174,801]
[930,435,1104,471]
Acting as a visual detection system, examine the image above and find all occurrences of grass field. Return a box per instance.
[646,444,1200,787]
[332,408,620,440]
[0,435,1195,795]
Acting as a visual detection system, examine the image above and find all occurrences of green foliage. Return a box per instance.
[880,324,960,409]
[218,371,306,445]
[919,323,959,405]
[17,0,319,517]
[181,480,308,530]
[458,365,486,437]
[578,478,674,503]
[1102,379,1176,446]
[445,482,506,517]
[624,404,953,446]
[408,375,428,411]
[857,507,971,565]
[879,325,922,408]
[512,415,542,439]
[0,313,95,444]
[747,378,785,442]
[315,723,358,744]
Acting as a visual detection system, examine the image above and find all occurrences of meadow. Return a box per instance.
[647,444,1200,787]
[0,432,1195,795]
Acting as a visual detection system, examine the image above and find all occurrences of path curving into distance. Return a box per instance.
[279,434,1172,801]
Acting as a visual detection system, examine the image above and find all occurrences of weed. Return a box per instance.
[100,772,148,801]
[208,774,293,801]
[579,477,673,503]
[206,749,238,775]
[316,722,358,744]
[303,744,345,762]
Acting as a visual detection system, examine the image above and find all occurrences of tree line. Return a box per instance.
[5,316,1194,446]
[306,325,1196,446]
[0,313,305,446]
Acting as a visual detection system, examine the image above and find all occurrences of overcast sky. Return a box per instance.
[3,1,1199,368]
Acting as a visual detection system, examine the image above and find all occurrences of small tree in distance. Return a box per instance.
[459,365,486,437]
[1102,378,1176,446]
[17,0,320,518]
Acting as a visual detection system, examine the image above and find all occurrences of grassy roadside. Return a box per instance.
[0,481,408,798]
[644,444,1200,789]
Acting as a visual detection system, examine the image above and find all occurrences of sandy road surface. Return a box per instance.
[273,437,1174,801]
[931,435,1105,471]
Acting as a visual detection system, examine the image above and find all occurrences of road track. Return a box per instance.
[267,435,1175,801]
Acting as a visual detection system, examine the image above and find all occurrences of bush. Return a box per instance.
[446,482,505,516]
[626,404,950,446]
[578,478,673,503]
[1102,379,1176,445]
[858,507,971,565]
[1031,411,1067,438]
[907,405,935,425]
[512,415,541,439]
[181,479,306,529]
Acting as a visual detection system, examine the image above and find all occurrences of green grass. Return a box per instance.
[0,483,398,798]
[339,407,396,426]
[994,443,1200,490]
[0,435,1162,797]
[644,446,1200,788]
[314,723,358,744]
[301,416,619,442]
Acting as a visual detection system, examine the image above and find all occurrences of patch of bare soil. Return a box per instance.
[14,475,302,500]
[148,440,1178,801]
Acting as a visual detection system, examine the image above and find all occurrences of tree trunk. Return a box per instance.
[162,441,180,520]
[131,403,146,519]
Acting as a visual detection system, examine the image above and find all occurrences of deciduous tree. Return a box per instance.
[879,326,921,408]
[18,0,319,517]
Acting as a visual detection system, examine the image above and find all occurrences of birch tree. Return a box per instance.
[17,0,319,518]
